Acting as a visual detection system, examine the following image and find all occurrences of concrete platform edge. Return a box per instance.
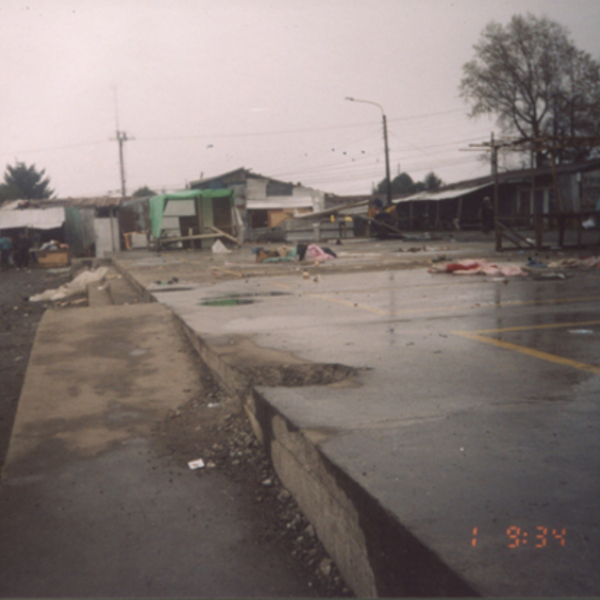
[169,306,478,597]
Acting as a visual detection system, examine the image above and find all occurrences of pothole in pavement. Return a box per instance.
[198,291,291,306]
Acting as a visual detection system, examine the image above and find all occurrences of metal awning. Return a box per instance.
[0,207,65,230]
[393,183,491,204]
[246,196,314,210]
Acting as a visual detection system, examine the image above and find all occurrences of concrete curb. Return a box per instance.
[161,294,478,597]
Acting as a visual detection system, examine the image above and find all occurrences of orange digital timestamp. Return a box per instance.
[506,526,566,548]
[471,527,566,548]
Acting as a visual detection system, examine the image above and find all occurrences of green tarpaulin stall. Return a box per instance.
[149,189,235,247]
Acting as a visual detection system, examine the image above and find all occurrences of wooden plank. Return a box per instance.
[209,226,241,247]
[363,216,403,235]
[496,220,535,248]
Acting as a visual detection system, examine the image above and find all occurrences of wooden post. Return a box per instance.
[491,133,501,251]
[535,213,543,250]
[550,146,565,247]
[530,147,536,231]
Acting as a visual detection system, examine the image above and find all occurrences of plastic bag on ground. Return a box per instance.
[211,240,231,254]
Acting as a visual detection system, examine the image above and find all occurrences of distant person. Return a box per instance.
[14,233,32,269]
[481,196,494,234]
[0,234,12,270]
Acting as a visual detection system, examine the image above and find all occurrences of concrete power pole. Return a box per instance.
[115,130,130,198]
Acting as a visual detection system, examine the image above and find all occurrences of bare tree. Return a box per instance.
[460,14,600,166]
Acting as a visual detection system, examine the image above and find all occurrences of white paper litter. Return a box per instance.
[211,239,231,254]
[187,458,205,470]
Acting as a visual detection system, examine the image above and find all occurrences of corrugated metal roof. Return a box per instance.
[56,196,130,208]
[246,196,314,210]
[2,196,128,209]
[293,199,369,220]
[393,183,491,204]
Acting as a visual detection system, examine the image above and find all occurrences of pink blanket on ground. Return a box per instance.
[306,244,335,262]
[429,259,527,277]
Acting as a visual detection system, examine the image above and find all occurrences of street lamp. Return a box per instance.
[345,97,392,207]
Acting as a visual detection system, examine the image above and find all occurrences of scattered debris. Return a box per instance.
[526,258,547,268]
[187,458,205,470]
[129,348,148,357]
[154,360,351,597]
[547,256,600,269]
[568,329,594,335]
[582,217,596,229]
[429,259,527,277]
[211,239,231,254]
[29,267,109,302]
[535,272,567,280]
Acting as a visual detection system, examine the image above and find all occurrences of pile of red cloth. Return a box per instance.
[429,259,527,277]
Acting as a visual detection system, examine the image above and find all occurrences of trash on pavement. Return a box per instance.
[429,259,527,277]
[536,272,566,280]
[187,458,205,470]
[526,258,547,268]
[582,217,596,229]
[28,267,109,302]
[252,243,336,264]
[252,246,296,263]
[568,329,594,335]
[305,244,336,262]
[211,239,231,254]
[547,256,600,269]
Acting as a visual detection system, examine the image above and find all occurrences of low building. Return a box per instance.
[393,158,600,231]
[189,168,326,240]
[0,197,128,258]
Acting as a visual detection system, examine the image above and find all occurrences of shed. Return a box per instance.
[189,168,325,239]
[149,189,237,249]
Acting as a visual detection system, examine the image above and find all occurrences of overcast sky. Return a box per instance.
[1,0,599,198]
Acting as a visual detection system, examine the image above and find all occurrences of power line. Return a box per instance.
[0,140,109,158]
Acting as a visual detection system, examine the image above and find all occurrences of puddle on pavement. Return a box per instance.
[200,298,256,306]
[198,291,290,307]
[151,286,196,293]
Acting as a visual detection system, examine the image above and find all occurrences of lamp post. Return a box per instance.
[345,97,392,207]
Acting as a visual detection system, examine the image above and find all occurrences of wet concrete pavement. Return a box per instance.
[113,242,600,596]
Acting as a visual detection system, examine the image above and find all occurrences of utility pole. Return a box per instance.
[345,97,392,207]
[382,113,392,207]
[111,87,133,198]
[116,130,129,197]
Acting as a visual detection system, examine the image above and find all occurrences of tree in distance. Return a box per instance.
[375,171,443,196]
[423,171,443,191]
[0,162,54,201]
[132,185,158,198]
[460,13,600,166]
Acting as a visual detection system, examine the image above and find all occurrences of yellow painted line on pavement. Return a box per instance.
[305,293,600,319]
[473,319,600,335]
[308,293,389,316]
[453,331,600,376]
